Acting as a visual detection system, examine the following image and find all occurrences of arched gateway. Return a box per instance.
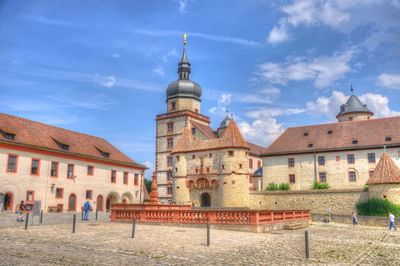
[201,193,211,207]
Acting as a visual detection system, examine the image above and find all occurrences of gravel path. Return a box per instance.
[0,221,399,265]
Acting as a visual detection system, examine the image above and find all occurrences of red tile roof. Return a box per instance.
[0,112,145,168]
[367,152,400,184]
[262,116,400,156]
[247,142,265,156]
[172,120,249,154]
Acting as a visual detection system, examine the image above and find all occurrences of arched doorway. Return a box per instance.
[122,198,127,204]
[4,192,13,211]
[96,195,104,211]
[68,194,77,211]
[106,193,119,212]
[201,193,211,207]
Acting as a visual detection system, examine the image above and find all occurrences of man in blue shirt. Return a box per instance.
[84,201,91,221]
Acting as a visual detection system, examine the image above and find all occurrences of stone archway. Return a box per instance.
[121,192,134,204]
[106,192,120,212]
[201,193,211,207]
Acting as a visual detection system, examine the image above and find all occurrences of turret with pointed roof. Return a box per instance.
[336,84,373,122]
[367,152,400,185]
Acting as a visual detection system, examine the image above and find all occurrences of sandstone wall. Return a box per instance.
[249,189,369,215]
[369,184,400,204]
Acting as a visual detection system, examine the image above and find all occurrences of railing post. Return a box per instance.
[96,209,98,220]
[24,213,29,230]
[305,230,310,259]
[40,210,43,224]
[283,211,286,221]
[131,217,136,238]
[72,214,76,233]
[207,217,210,246]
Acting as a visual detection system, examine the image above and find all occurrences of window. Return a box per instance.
[368,153,375,163]
[167,187,172,194]
[349,172,356,182]
[288,158,295,167]
[221,164,225,170]
[67,164,74,179]
[369,171,374,177]
[228,151,234,157]
[386,136,392,142]
[134,174,139,185]
[167,138,173,148]
[289,174,295,184]
[87,165,94,176]
[7,154,18,173]
[86,190,93,200]
[123,172,128,185]
[249,159,253,169]
[239,164,243,169]
[352,140,358,144]
[26,191,34,202]
[57,204,64,212]
[1,130,15,140]
[206,167,210,173]
[318,156,325,166]
[171,102,176,110]
[327,130,332,135]
[347,154,355,164]
[195,168,199,174]
[54,139,69,150]
[111,170,116,183]
[30,159,40,175]
[56,188,63,199]
[308,144,313,148]
[167,156,173,167]
[319,172,327,183]
[304,132,309,136]
[257,160,261,169]
[192,128,196,135]
[336,156,340,162]
[192,155,196,159]
[167,122,174,132]
[51,162,58,177]
[209,153,212,158]
[167,171,172,181]
[176,156,180,162]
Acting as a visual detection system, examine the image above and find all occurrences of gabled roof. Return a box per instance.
[172,119,249,154]
[0,112,145,168]
[247,142,265,156]
[367,152,400,185]
[262,116,400,156]
[191,120,216,139]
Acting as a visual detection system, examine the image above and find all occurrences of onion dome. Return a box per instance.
[336,85,373,119]
[166,34,202,102]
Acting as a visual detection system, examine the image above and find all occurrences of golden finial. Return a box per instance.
[183,33,187,46]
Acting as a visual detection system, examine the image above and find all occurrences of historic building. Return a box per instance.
[155,36,264,202]
[261,90,400,191]
[0,113,147,213]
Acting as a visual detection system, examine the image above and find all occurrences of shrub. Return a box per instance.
[278,182,290,191]
[311,181,330,189]
[265,182,279,191]
[356,198,400,217]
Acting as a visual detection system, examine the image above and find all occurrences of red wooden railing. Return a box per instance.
[110,204,310,226]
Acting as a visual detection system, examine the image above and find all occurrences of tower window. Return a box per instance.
[347,154,355,164]
[171,102,176,110]
[167,138,173,148]
[352,139,358,144]
[386,136,392,142]
[318,156,325,166]
[308,144,313,148]
[319,173,326,183]
[167,122,174,132]
[289,174,295,184]
[349,172,356,182]
[288,158,295,167]
[368,153,375,163]
[327,130,332,134]
[304,132,309,136]
[228,151,234,157]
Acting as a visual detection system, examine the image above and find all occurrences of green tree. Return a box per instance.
[144,179,152,193]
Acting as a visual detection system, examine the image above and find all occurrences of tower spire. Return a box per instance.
[350,82,354,95]
[178,33,191,80]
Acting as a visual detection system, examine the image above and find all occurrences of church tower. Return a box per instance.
[336,85,374,122]
[155,35,212,201]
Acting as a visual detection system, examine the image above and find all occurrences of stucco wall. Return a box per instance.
[249,189,369,215]
[369,184,400,204]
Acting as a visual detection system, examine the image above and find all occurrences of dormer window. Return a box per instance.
[308,144,313,148]
[304,132,309,136]
[53,139,69,150]
[95,147,110,158]
[1,129,15,140]
[386,136,392,142]
[327,130,332,135]
[352,140,358,144]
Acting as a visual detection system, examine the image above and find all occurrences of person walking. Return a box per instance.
[17,201,25,222]
[83,200,91,221]
[389,212,397,231]
[352,210,359,226]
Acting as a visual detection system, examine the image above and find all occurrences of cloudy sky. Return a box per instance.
[1,0,399,177]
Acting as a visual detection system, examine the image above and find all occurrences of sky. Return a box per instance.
[1,0,400,178]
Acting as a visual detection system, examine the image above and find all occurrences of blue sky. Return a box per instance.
[1,0,400,178]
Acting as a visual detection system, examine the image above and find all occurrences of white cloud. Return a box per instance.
[208,93,232,117]
[245,107,305,119]
[258,49,354,88]
[238,116,285,146]
[267,21,289,44]
[236,87,281,104]
[161,49,178,63]
[377,73,400,90]
[153,67,165,76]
[95,74,116,87]
[306,90,400,120]
[176,0,189,13]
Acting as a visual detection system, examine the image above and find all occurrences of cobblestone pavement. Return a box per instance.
[0,221,399,265]
[0,211,110,228]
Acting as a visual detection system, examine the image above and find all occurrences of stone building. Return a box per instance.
[0,113,147,213]
[155,37,263,202]
[261,91,400,191]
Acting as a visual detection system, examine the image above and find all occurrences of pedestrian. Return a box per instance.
[388,212,397,231]
[352,210,359,226]
[17,201,25,222]
[84,200,91,221]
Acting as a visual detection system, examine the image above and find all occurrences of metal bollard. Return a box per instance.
[81,209,84,221]
[305,230,310,259]
[96,209,98,220]
[25,213,29,230]
[207,218,210,246]
[73,214,76,233]
[40,210,43,224]
[131,217,136,238]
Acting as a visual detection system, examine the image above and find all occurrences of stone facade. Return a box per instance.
[369,183,400,204]
[338,113,372,122]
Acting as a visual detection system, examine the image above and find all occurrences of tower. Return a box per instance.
[155,35,212,201]
[336,84,374,122]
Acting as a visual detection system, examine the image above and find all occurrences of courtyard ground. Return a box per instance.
[0,219,399,265]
